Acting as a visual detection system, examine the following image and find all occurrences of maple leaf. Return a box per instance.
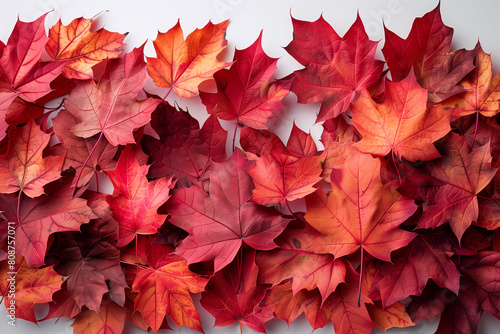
[71,294,126,334]
[243,124,324,210]
[320,115,361,181]
[40,288,81,321]
[478,171,500,230]
[0,259,65,323]
[256,224,346,302]
[147,20,230,98]
[458,251,500,320]
[142,101,227,187]
[64,45,161,146]
[400,132,497,240]
[106,145,175,247]
[46,16,126,80]
[131,244,208,333]
[51,215,127,313]
[305,148,416,261]
[200,32,291,129]
[360,259,415,331]
[350,71,452,162]
[52,110,117,188]
[446,44,500,119]
[314,261,375,334]
[410,251,500,334]
[366,301,415,331]
[383,4,479,103]
[255,282,322,326]
[0,14,66,136]
[368,234,461,307]
[165,150,290,272]
[0,173,96,267]
[201,249,269,333]
[0,119,64,198]
[285,13,384,122]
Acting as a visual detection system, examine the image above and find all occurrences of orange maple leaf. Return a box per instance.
[46,17,126,80]
[0,119,64,198]
[305,148,416,261]
[71,295,126,334]
[147,20,230,98]
[1,259,66,323]
[446,44,500,119]
[350,72,452,161]
[132,253,208,333]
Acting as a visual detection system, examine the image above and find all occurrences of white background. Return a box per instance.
[1,0,499,333]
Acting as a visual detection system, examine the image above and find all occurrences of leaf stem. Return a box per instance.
[232,122,239,152]
[136,235,139,276]
[471,110,479,147]
[18,96,65,112]
[72,132,103,198]
[392,150,402,185]
[240,321,243,334]
[17,191,23,224]
[236,246,243,294]
[163,86,174,101]
[95,172,100,193]
[476,195,500,201]
[357,246,364,307]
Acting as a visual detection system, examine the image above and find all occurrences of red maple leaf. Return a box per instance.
[0,15,66,138]
[165,150,291,272]
[0,172,96,266]
[106,145,175,248]
[200,32,291,129]
[243,124,324,210]
[285,13,384,122]
[368,234,460,307]
[142,101,227,187]
[400,132,497,240]
[50,212,127,313]
[201,249,269,333]
[409,251,500,334]
[52,110,117,188]
[382,4,479,103]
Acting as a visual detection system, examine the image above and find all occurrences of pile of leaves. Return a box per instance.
[1,4,500,334]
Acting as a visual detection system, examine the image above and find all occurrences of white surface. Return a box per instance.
[1,0,499,333]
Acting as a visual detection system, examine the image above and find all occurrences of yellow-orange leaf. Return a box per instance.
[132,256,208,333]
[0,119,64,198]
[447,44,500,118]
[72,295,126,334]
[147,20,230,98]
[351,72,452,162]
[1,259,65,323]
[46,17,126,80]
[366,302,415,331]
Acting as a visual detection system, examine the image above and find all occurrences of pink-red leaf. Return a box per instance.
[64,46,161,146]
[165,150,290,272]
